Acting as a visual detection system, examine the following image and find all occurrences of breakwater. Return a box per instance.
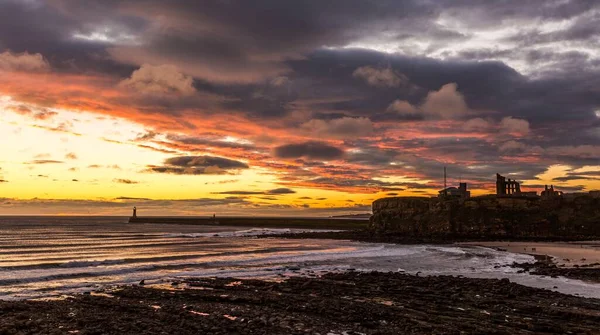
[370,194,600,238]
[128,216,368,230]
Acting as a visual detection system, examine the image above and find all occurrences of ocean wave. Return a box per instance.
[163,228,341,238]
[59,259,126,268]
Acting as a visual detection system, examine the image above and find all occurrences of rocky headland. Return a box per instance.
[370,194,600,238]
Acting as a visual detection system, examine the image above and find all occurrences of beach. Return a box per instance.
[2,272,600,334]
[1,217,600,334]
[461,241,600,267]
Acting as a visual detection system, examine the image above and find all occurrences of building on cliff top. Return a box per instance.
[496,173,539,198]
[496,173,521,196]
[541,185,563,198]
[439,182,470,199]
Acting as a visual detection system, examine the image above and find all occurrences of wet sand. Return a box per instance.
[462,241,600,267]
[2,272,600,334]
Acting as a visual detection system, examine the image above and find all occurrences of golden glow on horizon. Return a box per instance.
[1,92,599,215]
[0,95,377,213]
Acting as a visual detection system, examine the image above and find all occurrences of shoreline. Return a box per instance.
[2,272,600,334]
[458,241,600,267]
[2,225,600,333]
[261,230,600,283]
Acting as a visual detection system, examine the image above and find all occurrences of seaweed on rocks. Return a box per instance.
[1,272,600,334]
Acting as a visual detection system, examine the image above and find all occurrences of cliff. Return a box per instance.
[370,195,600,238]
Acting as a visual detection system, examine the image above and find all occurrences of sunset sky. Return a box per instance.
[0,0,599,215]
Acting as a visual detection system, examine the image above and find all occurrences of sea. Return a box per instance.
[1,216,599,300]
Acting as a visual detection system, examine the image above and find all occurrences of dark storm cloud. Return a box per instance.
[68,0,438,82]
[147,156,249,175]
[274,142,345,160]
[0,0,136,75]
[2,0,598,128]
[7,0,594,78]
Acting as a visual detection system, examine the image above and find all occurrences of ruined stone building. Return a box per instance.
[541,185,563,198]
[496,173,521,196]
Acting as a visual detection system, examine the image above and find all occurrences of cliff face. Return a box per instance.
[370,195,600,238]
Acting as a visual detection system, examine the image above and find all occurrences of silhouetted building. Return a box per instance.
[439,182,470,199]
[541,185,562,198]
[132,206,137,218]
[496,173,521,196]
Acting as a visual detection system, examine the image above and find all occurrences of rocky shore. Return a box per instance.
[264,230,600,283]
[2,272,600,334]
[511,255,600,283]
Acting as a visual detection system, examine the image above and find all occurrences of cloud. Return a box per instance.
[65,152,78,160]
[165,134,255,149]
[26,160,64,164]
[383,83,471,120]
[135,131,158,141]
[113,178,140,184]
[464,118,492,132]
[0,1,599,200]
[270,76,291,87]
[300,117,373,139]
[545,145,600,159]
[266,188,296,195]
[499,140,530,153]
[297,177,406,192]
[420,83,470,118]
[148,155,249,175]
[353,66,408,88]
[212,187,296,196]
[0,51,49,72]
[119,64,196,95]
[386,100,419,117]
[9,105,58,120]
[87,164,122,169]
[273,142,345,160]
[500,117,530,136]
[0,179,8,183]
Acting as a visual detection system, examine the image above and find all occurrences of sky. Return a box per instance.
[0,0,599,216]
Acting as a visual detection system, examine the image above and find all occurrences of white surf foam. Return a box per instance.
[163,228,341,238]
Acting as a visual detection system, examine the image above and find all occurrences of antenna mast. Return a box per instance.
[444,166,447,197]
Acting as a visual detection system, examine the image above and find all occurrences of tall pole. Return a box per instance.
[444,166,447,197]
